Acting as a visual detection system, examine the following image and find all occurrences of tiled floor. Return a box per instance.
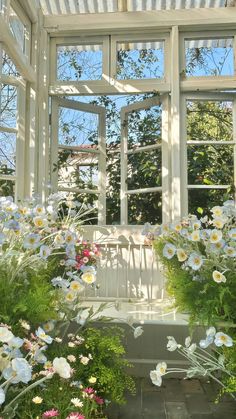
[105,378,236,419]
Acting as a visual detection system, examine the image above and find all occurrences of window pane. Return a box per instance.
[0,179,15,197]
[1,49,19,77]
[187,145,234,186]
[57,192,98,224]
[107,150,120,225]
[58,106,98,148]
[185,38,234,77]
[57,44,103,81]
[9,7,27,54]
[0,84,17,129]
[127,149,162,190]
[58,150,98,190]
[128,192,162,224]
[128,104,162,149]
[188,188,234,217]
[187,100,233,142]
[0,132,16,174]
[117,40,164,79]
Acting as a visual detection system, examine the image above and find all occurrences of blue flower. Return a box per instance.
[66,245,76,260]
[80,265,96,274]
[228,228,236,240]
[4,219,20,231]
[51,276,70,289]
[39,245,51,260]
[34,346,48,364]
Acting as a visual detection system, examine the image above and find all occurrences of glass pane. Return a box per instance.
[128,104,162,149]
[117,40,164,79]
[57,192,98,225]
[127,149,162,190]
[0,132,16,174]
[187,145,234,186]
[58,106,98,147]
[128,192,162,224]
[188,188,234,217]
[107,150,120,225]
[57,44,103,81]
[58,150,98,190]
[185,38,234,77]
[187,100,233,142]
[0,84,17,128]
[1,49,19,77]
[0,179,15,197]
[9,7,26,54]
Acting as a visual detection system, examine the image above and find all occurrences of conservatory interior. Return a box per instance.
[0,0,236,418]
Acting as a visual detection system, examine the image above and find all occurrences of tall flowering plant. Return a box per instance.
[0,193,100,326]
[144,200,236,325]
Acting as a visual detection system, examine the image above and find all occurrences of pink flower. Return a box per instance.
[66,414,85,419]
[42,409,59,418]
[94,396,104,405]
[83,249,90,257]
[83,387,94,394]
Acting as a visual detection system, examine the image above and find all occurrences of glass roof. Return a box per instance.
[39,0,226,15]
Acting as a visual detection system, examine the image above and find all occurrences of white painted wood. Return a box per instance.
[127,187,162,195]
[43,9,236,33]
[51,97,106,223]
[0,15,36,82]
[18,0,38,23]
[161,94,171,224]
[170,26,181,221]
[81,225,164,301]
[15,84,26,200]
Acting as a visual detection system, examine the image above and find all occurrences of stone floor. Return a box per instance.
[105,378,236,419]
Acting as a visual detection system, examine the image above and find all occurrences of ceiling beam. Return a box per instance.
[18,0,39,23]
[0,15,36,83]
[43,8,236,34]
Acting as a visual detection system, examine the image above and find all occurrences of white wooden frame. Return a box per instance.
[9,0,32,60]
[180,92,236,216]
[180,30,236,91]
[120,95,169,225]
[51,97,106,224]
[110,33,170,92]
[50,36,110,87]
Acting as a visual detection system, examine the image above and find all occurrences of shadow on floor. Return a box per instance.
[105,378,236,419]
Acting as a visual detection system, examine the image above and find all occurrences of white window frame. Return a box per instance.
[180,92,236,216]
[9,0,31,60]
[50,97,106,224]
[110,32,170,92]
[120,94,170,225]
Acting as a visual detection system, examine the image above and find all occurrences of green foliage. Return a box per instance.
[0,261,59,328]
[154,239,236,326]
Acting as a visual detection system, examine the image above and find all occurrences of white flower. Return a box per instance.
[23,233,41,249]
[88,376,97,384]
[0,327,14,343]
[70,281,84,293]
[212,218,226,229]
[156,362,167,376]
[3,358,32,384]
[224,246,236,257]
[33,205,45,216]
[32,396,43,404]
[53,357,71,379]
[80,356,90,365]
[212,270,226,284]
[65,290,77,303]
[67,355,76,363]
[209,229,222,244]
[228,228,236,240]
[133,326,144,339]
[81,271,96,284]
[150,369,162,386]
[214,332,233,347]
[36,327,53,344]
[211,206,223,218]
[206,327,216,337]
[65,231,77,245]
[163,243,176,259]
[39,245,51,260]
[191,230,200,242]
[33,216,48,228]
[167,336,179,352]
[71,397,83,408]
[54,234,65,246]
[177,249,188,262]
[187,253,203,270]
[19,320,30,330]
[0,388,5,405]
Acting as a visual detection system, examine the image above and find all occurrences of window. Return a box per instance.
[8,1,31,59]
[182,95,236,216]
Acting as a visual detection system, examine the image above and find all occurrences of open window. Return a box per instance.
[120,95,169,225]
[51,97,106,224]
